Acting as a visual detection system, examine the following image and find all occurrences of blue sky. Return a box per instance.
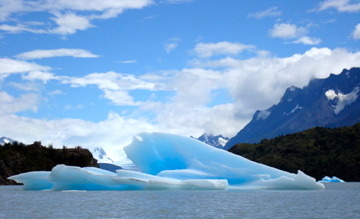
[0,0,360,159]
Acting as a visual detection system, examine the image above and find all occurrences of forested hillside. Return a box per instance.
[0,141,98,185]
[229,123,360,181]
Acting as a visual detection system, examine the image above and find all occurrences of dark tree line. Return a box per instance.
[0,142,98,185]
[229,123,360,181]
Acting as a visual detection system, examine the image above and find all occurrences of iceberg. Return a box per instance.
[318,176,345,183]
[9,132,324,191]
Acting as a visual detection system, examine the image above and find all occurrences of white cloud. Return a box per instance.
[0,92,39,115]
[128,47,360,137]
[64,71,158,91]
[318,0,360,12]
[194,41,254,58]
[0,24,46,34]
[16,48,99,60]
[41,0,153,13]
[292,36,322,45]
[190,47,360,133]
[353,23,360,39]
[248,7,282,19]
[0,58,50,78]
[0,112,155,160]
[270,23,307,39]
[103,90,138,106]
[50,13,93,35]
[22,71,57,83]
[0,0,25,21]
[270,23,322,45]
[60,71,160,106]
[0,0,153,35]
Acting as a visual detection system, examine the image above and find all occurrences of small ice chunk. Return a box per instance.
[318,176,345,183]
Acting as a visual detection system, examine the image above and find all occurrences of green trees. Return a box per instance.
[229,123,360,181]
[0,142,98,185]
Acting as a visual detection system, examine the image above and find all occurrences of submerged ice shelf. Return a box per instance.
[9,133,325,191]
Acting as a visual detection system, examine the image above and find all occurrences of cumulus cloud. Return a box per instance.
[0,0,153,35]
[193,41,254,58]
[353,23,360,39]
[318,0,360,12]
[248,7,282,19]
[270,23,307,39]
[16,48,99,60]
[139,47,360,138]
[270,23,321,45]
[50,13,94,35]
[0,112,155,160]
[190,47,360,132]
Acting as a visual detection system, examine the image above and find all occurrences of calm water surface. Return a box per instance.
[1,183,359,219]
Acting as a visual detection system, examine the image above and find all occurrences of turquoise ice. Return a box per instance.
[9,132,324,190]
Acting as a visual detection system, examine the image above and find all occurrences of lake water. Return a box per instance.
[1,183,359,219]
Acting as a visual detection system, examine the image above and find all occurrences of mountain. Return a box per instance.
[0,137,16,145]
[193,133,229,148]
[88,147,114,163]
[87,147,138,172]
[228,123,360,181]
[225,67,360,149]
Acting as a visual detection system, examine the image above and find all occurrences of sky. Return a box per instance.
[0,0,360,159]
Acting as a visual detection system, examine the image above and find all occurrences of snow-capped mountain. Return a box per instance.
[88,147,114,163]
[0,137,16,145]
[225,67,360,149]
[194,133,229,148]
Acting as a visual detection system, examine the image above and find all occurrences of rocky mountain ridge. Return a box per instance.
[193,133,229,148]
[226,67,360,149]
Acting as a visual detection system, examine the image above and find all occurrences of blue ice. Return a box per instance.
[9,132,325,190]
[318,176,345,183]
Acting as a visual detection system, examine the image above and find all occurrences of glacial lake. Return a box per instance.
[1,183,359,219]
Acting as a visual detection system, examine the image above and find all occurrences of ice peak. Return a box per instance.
[0,137,16,145]
[325,87,359,114]
[88,146,114,163]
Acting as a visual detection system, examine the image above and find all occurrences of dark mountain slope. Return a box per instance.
[229,123,360,181]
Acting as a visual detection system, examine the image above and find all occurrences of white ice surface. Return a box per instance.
[9,132,324,191]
